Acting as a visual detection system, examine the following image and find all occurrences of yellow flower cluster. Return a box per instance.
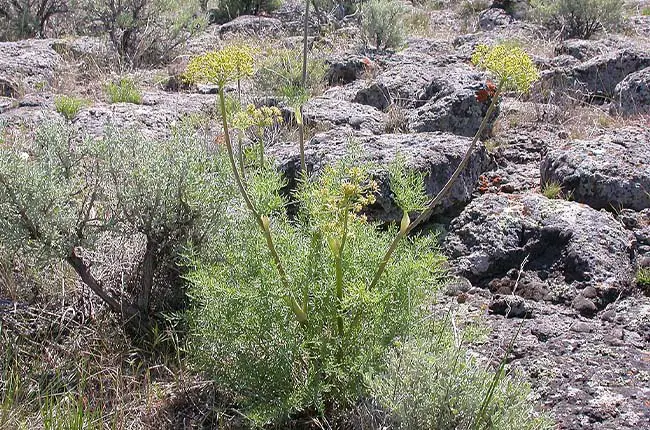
[313,165,379,237]
[232,104,283,130]
[184,45,254,87]
[471,43,540,93]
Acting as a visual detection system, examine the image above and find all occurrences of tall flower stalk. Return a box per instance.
[185,48,307,325]
[298,0,310,173]
[369,43,540,290]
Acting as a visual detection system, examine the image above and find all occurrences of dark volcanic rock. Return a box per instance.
[71,92,218,139]
[555,39,612,61]
[478,7,513,31]
[268,129,492,221]
[408,64,497,137]
[352,61,494,137]
[541,127,650,211]
[444,193,635,311]
[325,56,368,85]
[0,39,63,93]
[302,97,386,134]
[449,292,650,430]
[570,48,650,98]
[612,66,650,116]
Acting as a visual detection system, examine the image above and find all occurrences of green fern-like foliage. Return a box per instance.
[186,154,447,425]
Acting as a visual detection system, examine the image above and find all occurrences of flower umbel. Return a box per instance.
[232,104,283,130]
[471,43,540,93]
[184,45,254,88]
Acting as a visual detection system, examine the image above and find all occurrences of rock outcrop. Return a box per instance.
[612,66,650,116]
[541,127,650,211]
[444,193,635,314]
[268,129,492,221]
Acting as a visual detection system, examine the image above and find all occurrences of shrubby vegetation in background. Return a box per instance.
[0,120,233,325]
[531,0,624,39]
[361,0,408,50]
[83,0,207,67]
[208,0,281,24]
[0,0,68,40]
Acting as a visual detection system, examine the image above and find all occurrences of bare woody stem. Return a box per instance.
[218,86,306,325]
[368,81,504,291]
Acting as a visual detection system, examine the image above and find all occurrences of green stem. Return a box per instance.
[258,128,264,169]
[218,86,306,325]
[368,82,504,291]
[298,112,306,174]
[335,207,349,338]
[237,133,245,180]
[298,0,309,174]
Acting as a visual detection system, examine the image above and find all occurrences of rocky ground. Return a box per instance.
[1,2,650,429]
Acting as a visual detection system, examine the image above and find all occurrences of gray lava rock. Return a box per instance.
[353,57,484,111]
[444,193,635,311]
[351,60,495,137]
[325,56,369,85]
[555,39,611,61]
[489,294,533,318]
[302,97,386,134]
[0,39,63,93]
[571,48,650,98]
[72,92,218,139]
[478,8,513,31]
[408,64,497,137]
[268,129,492,221]
[541,127,650,211]
[612,66,650,116]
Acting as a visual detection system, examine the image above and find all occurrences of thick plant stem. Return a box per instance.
[297,0,309,174]
[298,121,306,173]
[334,209,349,338]
[238,134,245,180]
[369,82,504,291]
[218,86,306,324]
[258,129,264,169]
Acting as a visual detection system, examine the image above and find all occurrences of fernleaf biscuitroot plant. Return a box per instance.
[187,153,447,423]
[184,43,546,426]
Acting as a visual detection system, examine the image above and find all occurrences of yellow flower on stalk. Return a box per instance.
[232,104,283,130]
[184,45,254,88]
[471,43,540,93]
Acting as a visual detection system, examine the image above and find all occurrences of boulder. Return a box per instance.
[491,0,530,19]
[353,61,495,137]
[541,127,650,211]
[352,54,459,110]
[0,39,63,93]
[408,64,497,137]
[612,66,650,116]
[302,97,386,134]
[325,55,369,85]
[571,48,650,98]
[72,92,218,139]
[555,39,611,61]
[444,193,635,313]
[618,208,650,258]
[268,129,492,221]
[478,8,513,31]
